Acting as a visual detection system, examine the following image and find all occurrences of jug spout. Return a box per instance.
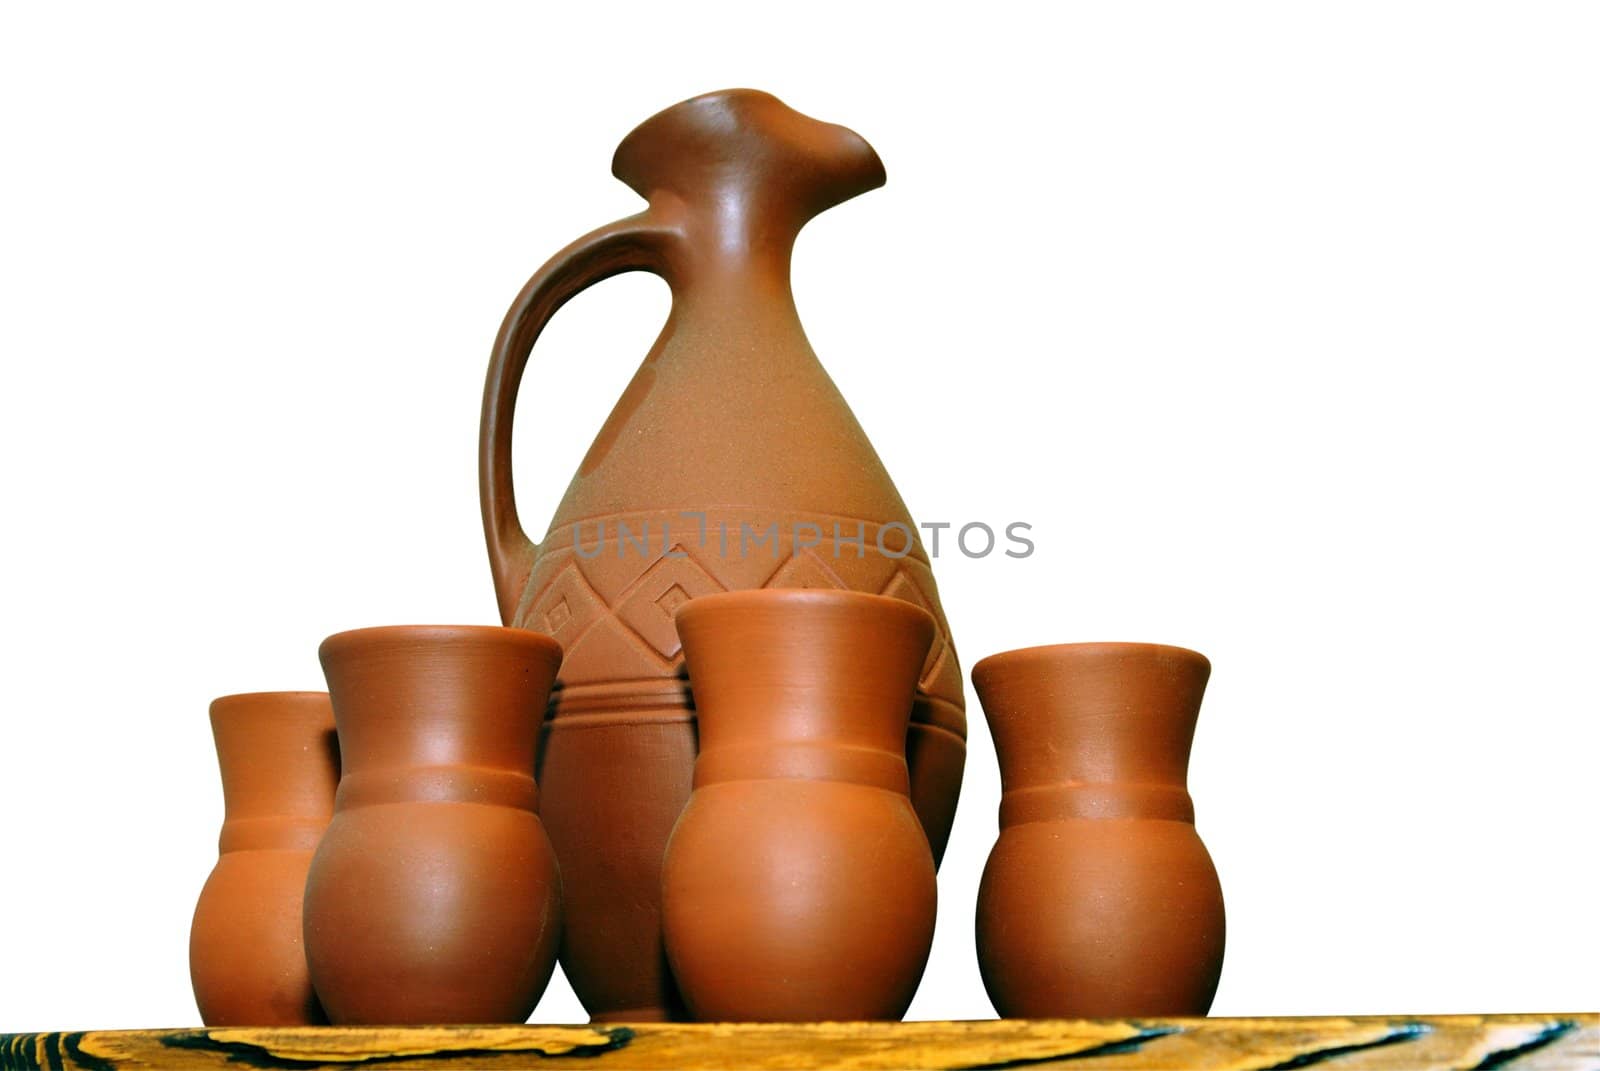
[612,89,885,258]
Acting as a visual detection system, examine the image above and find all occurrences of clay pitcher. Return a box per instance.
[189,691,338,1026]
[479,88,966,1020]
[303,626,563,1024]
[972,642,1225,1018]
[662,590,938,1021]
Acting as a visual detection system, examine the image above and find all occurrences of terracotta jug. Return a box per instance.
[479,88,966,1021]
[662,590,938,1021]
[189,691,337,1026]
[303,626,563,1024]
[971,642,1226,1018]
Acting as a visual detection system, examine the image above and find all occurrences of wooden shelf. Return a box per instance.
[2,1015,1595,1070]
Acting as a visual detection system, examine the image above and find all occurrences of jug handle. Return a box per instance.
[479,212,679,625]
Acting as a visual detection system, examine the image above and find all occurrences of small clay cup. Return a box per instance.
[972,642,1225,1018]
[663,590,938,1021]
[190,691,338,1025]
[304,625,563,1024]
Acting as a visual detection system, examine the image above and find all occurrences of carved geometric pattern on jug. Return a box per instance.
[536,509,933,564]
[555,613,676,683]
[878,568,947,682]
[519,559,607,651]
[515,511,960,709]
[614,549,725,659]
[765,547,847,590]
[919,639,965,711]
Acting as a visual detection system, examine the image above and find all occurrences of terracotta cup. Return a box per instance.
[303,625,563,1024]
[662,590,938,1021]
[972,642,1225,1018]
[190,691,338,1025]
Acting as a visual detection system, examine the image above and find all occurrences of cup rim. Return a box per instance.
[673,588,934,631]
[210,690,329,704]
[318,624,563,665]
[972,641,1210,680]
[207,690,333,728]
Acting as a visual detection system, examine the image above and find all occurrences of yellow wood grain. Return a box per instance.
[1,1015,1594,1070]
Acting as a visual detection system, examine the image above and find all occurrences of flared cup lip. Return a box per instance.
[673,588,935,633]
[972,641,1210,681]
[207,690,333,728]
[318,624,563,667]
[210,689,329,704]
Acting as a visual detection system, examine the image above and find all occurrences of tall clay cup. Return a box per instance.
[304,626,563,1024]
[972,643,1225,1018]
[663,591,938,1021]
[190,691,338,1025]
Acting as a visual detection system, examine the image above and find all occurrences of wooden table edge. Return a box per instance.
[2,1013,1595,1070]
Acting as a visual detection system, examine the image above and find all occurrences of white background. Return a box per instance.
[2,3,1597,1031]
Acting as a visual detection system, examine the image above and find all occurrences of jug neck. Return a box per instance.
[654,192,802,298]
